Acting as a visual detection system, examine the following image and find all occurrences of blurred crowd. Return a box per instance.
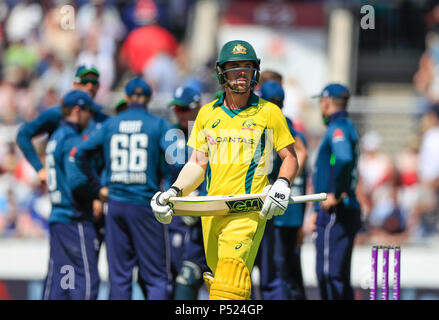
[1,0,439,249]
[0,0,210,238]
[354,0,439,246]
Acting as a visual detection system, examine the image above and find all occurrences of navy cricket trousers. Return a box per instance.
[42,221,100,300]
[315,206,361,300]
[105,199,172,300]
[256,219,306,300]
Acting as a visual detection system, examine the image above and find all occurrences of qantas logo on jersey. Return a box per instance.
[332,128,345,143]
[206,134,217,145]
[205,135,255,145]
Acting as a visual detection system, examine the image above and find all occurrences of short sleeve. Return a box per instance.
[269,105,295,152]
[187,108,208,153]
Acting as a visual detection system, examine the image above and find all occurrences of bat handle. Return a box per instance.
[289,193,327,204]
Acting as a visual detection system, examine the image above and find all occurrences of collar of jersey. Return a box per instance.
[213,91,259,118]
[327,110,348,125]
[60,120,82,133]
[128,103,147,110]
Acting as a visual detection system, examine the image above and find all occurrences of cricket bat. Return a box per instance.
[169,192,327,216]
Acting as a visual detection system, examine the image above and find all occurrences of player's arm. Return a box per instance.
[74,126,106,200]
[290,135,307,176]
[174,149,208,193]
[16,107,61,179]
[277,143,300,183]
[151,149,208,224]
[260,105,300,220]
[321,127,353,210]
[260,144,299,220]
[152,109,209,224]
[64,138,95,199]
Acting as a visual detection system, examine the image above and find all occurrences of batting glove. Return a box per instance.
[151,187,179,224]
[260,178,291,220]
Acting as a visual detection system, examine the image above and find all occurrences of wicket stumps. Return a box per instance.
[370,245,401,300]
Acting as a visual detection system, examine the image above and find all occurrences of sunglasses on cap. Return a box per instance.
[80,77,99,85]
[173,100,199,112]
[79,105,96,114]
[130,92,149,98]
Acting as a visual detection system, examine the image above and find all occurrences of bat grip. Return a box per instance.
[289,193,327,204]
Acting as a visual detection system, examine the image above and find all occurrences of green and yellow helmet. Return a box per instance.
[216,40,260,92]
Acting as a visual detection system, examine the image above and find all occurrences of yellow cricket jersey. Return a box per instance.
[187,91,295,196]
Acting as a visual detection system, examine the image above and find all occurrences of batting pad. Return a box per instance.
[209,258,251,300]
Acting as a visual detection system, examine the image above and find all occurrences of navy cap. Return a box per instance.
[260,80,285,102]
[169,86,201,109]
[125,77,152,97]
[313,83,350,99]
[62,90,98,112]
[74,65,100,83]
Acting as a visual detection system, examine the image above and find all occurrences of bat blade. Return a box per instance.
[169,192,326,216]
[170,194,267,216]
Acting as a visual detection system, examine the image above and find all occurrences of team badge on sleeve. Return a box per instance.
[332,128,345,143]
[69,147,77,162]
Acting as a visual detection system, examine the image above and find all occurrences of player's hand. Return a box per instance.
[320,193,344,211]
[99,187,108,202]
[37,168,47,184]
[305,212,318,233]
[151,188,178,224]
[93,200,104,221]
[297,227,304,248]
[260,178,291,220]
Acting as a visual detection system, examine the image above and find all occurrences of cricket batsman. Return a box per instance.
[151,40,300,300]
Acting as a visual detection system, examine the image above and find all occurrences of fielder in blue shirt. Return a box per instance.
[16,65,108,180]
[312,84,362,300]
[42,90,101,300]
[16,65,109,245]
[74,77,173,300]
[166,86,210,300]
[255,80,308,300]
